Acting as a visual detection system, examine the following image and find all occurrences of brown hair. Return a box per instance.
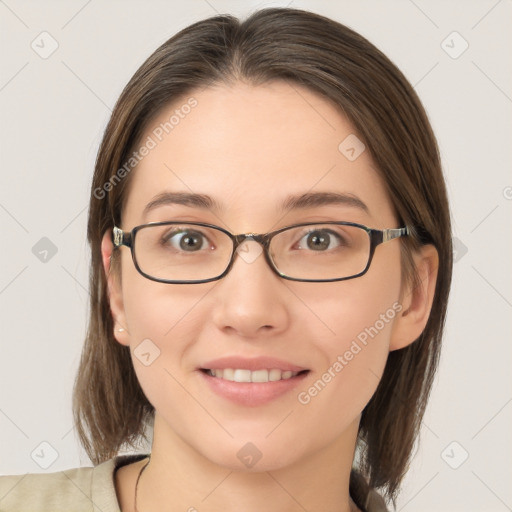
[73,7,452,508]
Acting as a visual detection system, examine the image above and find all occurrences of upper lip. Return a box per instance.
[199,356,308,372]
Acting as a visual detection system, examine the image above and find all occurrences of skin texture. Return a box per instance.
[101,81,438,512]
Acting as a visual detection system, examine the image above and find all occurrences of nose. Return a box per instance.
[211,239,290,338]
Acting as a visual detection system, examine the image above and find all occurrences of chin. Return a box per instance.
[200,438,301,473]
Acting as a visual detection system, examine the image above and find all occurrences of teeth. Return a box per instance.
[207,368,300,382]
[269,368,281,381]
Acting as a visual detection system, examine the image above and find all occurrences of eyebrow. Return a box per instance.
[282,191,369,213]
[142,190,369,218]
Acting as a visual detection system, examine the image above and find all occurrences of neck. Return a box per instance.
[135,413,361,512]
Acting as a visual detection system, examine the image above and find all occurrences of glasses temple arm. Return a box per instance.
[382,226,409,242]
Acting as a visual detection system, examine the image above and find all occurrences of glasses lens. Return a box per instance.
[132,223,371,283]
[134,224,233,282]
[269,224,371,280]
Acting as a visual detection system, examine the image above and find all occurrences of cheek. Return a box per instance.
[120,263,210,393]
[294,265,402,419]
[121,245,208,341]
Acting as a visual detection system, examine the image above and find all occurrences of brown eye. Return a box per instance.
[162,229,209,252]
[296,229,347,251]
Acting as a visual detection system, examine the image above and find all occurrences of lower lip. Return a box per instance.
[198,370,310,407]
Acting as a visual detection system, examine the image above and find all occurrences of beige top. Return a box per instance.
[0,453,147,512]
[0,454,388,511]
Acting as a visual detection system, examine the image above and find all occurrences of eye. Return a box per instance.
[162,228,210,252]
[296,228,348,251]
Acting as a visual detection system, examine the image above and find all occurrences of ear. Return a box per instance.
[101,229,131,347]
[389,244,439,351]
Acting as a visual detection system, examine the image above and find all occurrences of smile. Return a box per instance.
[199,367,310,406]
[203,368,307,382]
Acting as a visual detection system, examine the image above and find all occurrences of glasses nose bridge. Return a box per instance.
[230,232,275,274]
[233,232,272,250]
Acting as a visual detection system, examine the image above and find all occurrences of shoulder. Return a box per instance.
[350,470,389,512]
[0,453,149,512]
[0,465,98,511]
[365,488,389,512]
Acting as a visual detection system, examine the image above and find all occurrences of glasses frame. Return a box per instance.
[112,221,409,284]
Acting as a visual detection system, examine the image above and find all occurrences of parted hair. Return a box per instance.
[73,7,452,508]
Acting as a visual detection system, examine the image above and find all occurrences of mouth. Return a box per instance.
[200,368,310,383]
[197,356,311,406]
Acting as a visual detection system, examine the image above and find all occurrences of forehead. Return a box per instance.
[122,81,395,229]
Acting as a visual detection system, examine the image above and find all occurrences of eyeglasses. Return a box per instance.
[112,221,409,284]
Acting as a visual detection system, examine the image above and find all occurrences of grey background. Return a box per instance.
[1,1,511,510]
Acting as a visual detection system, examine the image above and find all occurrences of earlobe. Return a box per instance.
[101,230,130,347]
[389,244,439,351]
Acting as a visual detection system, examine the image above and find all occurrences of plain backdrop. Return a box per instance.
[1,1,511,511]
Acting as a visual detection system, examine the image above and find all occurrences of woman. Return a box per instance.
[0,7,451,512]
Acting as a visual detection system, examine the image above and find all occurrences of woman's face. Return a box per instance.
[104,80,412,470]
